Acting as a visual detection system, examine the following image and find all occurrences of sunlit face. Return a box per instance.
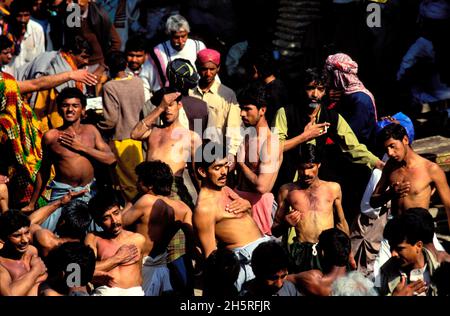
[201,158,228,189]
[390,240,423,269]
[198,62,219,86]
[58,97,85,123]
[297,162,320,186]
[99,206,122,237]
[240,104,264,127]
[170,30,188,51]
[0,47,13,66]
[304,80,326,105]
[161,100,181,124]
[384,136,409,162]
[264,269,288,294]
[15,11,31,28]
[7,226,31,254]
[72,50,90,68]
[126,50,146,72]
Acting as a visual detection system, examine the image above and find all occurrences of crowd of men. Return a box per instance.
[0,0,449,296]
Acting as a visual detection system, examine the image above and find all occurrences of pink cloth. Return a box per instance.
[325,53,378,121]
[197,48,221,65]
[234,189,274,236]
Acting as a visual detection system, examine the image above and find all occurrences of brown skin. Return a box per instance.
[0,227,47,296]
[287,266,347,296]
[371,135,450,228]
[121,184,194,259]
[237,104,281,194]
[194,158,262,258]
[126,50,146,72]
[85,206,145,289]
[131,92,201,177]
[272,163,349,243]
[24,97,116,211]
[170,30,188,51]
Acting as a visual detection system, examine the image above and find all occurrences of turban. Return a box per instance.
[197,48,221,66]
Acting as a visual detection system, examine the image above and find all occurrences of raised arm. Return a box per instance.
[130,92,181,140]
[272,186,291,237]
[370,163,394,208]
[18,69,98,94]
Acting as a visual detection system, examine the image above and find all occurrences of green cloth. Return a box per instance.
[273,107,379,169]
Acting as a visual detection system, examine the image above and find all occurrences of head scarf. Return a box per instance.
[197,48,221,66]
[325,53,377,121]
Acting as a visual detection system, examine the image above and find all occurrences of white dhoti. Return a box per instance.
[91,285,144,296]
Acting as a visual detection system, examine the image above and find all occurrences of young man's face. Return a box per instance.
[15,11,31,28]
[58,97,85,123]
[99,206,123,237]
[202,158,228,189]
[0,46,13,66]
[263,268,288,294]
[170,30,188,51]
[7,226,31,254]
[126,50,146,72]
[240,104,264,127]
[198,62,219,86]
[161,100,181,124]
[72,50,90,68]
[304,80,326,105]
[390,240,422,269]
[298,162,320,186]
[384,136,408,162]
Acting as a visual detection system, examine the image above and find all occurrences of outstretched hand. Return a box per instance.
[60,189,88,205]
[69,69,98,86]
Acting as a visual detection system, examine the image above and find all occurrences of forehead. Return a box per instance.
[384,137,402,146]
[102,205,120,216]
[240,103,258,110]
[172,30,188,36]
[62,97,82,104]
[209,158,228,169]
[299,162,318,169]
[198,61,218,70]
[10,226,30,235]
[127,50,145,56]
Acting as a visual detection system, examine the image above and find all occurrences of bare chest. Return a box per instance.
[0,259,30,280]
[389,167,432,196]
[288,187,334,213]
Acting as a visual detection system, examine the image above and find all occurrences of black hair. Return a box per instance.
[203,248,240,297]
[251,241,289,278]
[378,123,408,144]
[62,36,92,56]
[46,242,95,288]
[299,143,322,164]
[10,0,33,15]
[150,87,182,106]
[0,35,13,52]
[383,215,423,247]
[106,51,128,78]
[251,49,276,79]
[135,160,173,196]
[402,208,434,244]
[56,200,92,240]
[125,36,147,53]
[302,67,328,87]
[195,141,226,178]
[88,188,120,222]
[56,87,87,108]
[0,210,30,241]
[318,228,351,267]
[237,81,267,110]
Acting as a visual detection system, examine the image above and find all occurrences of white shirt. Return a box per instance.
[3,20,45,75]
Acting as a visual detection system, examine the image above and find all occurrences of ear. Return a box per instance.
[197,166,207,178]
[259,106,267,116]
[415,240,423,250]
[403,135,409,145]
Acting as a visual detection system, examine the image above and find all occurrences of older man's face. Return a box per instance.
[170,30,188,51]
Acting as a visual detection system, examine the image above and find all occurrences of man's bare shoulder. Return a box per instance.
[34,229,56,243]
[42,129,59,143]
[279,182,299,195]
[122,230,146,243]
[322,180,341,193]
[80,123,99,134]
[166,198,190,213]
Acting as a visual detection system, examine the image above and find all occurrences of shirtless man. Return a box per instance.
[194,142,271,291]
[0,210,47,296]
[371,123,450,224]
[121,161,194,296]
[370,123,450,285]
[130,88,200,295]
[287,228,351,296]
[272,143,350,272]
[131,88,201,203]
[235,82,281,235]
[24,87,116,232]
[85,190,146,296]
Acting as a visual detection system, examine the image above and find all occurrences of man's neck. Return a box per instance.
[62,121,82,132]
[199,80,215,92]
[115,71,128,79]
[255,118,269,135]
